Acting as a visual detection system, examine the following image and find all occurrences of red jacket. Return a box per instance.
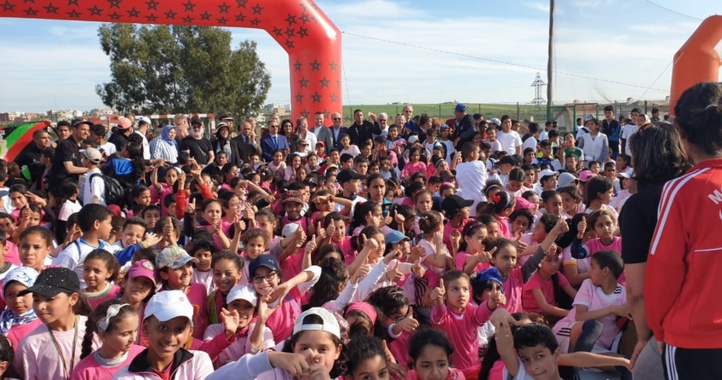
[645,159,722,348]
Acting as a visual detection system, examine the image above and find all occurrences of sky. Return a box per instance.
[0,0,721,113]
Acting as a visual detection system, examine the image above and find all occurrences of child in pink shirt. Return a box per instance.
[321,212,355,265]
[430,270,502,379]
[481,191,516,239]
[571,209,625,284]
[150,167,180,217]
[401,147,427,183]
[522,250,577,319]
[407,329,465,380]
[82,250,122,310]
[454,221,492,275]
[74,301,145,380]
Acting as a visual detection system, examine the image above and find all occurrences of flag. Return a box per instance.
[0,121,52,162]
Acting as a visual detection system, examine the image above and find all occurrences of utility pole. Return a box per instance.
[547,0,555,121]
[532,73,546,107]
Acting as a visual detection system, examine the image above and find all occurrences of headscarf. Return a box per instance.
[0,267,39,334]
[161,125,178,149]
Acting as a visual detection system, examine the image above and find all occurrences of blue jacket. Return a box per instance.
[261,134,289,162]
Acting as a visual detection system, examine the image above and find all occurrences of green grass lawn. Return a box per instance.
[340,103,549,123]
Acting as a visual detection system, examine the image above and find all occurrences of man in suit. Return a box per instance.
[261,122,289,162]
[310,111,334,151]
[328,112,349,150]
[233,120,260,164]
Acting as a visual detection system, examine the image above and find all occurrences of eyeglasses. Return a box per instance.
[378,119,387,122]
[332,117,341,121]
[252,271,277,284]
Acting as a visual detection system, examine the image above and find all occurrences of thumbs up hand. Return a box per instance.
[431,279,446,307]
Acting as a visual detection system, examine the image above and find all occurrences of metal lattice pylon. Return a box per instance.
[531,72,546,106]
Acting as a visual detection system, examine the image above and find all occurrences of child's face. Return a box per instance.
[57,126,71,140]
[245,236,266,260]
[273,152,283,163]
[97,215,114,241]
[33,292,77,327]
[485,221,501,239]
[517,344,560,380]
[213,259,242,294]
[560,193,578,215]
[355,162,368,175]
[19,233,51,271]
[446,277,471,310]
[341,136,350,148]
[9,192,27,210]
[413,344,451,380]
[487,129,497,141]
[124,276,154,304]
[254,215,276,238]
[566,156,578,170]
[20,209,41,227]
[499,163,512,175]
[165,170,178,186]
[203,203,223,225]
[599,187,614,204]
[511,217,530,235]
[594,215,615,239]
[615,156,627,170]
[480,281,503,304]
[540,253,561,276]
[161,263,193,290]
[285,201,303,220]
[367,233,386,261]
[347,354,388,380]
[492,246,518,276]
[100,313,139,357]
[507,180,522,193]
[343,179,361,195]
[144,316,192,362]
[143,210,161,230]
[428,183,440,193]
[135,190,152,206]
[524,151,535,163]
[410,151,421,162]
[464,227,487,253]
[4,282,32,316]
[122,224,146,247]
[388,127,398,139]
[292,330,341,376]
[589,163,600,174]
[541,176,558,190]
[415,194,433,213]
[251,266,279,296]
[360,145,372,158]
[193,249,213,272]
[543,195,562,216]
[83,258,113,290]
[531,222,547,243]
[330,219,346,241]
[228,299,255,330]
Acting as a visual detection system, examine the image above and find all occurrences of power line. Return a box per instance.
[641,0,704,21]
[341,31,668,93]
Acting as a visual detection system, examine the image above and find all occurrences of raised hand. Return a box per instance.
[351,264,370,284]
[393,306,419,333]
[267,352,309,377]
[304,235,317,256]
[411,259,426,278]
[385,262,404,283]
[553,216,570,235]
[185,198,197,214]
[577,216,587,238]
[141,232,162,248]
[219,307,240,337]
[431,279,446,307]
[325,222,336,240]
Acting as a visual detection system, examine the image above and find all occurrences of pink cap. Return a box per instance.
[514,197,531,212]
[128,260,156,286]
[107,204,123,217]
[117,117,132,130]
[345,302,377,324]
[579,169,595,182]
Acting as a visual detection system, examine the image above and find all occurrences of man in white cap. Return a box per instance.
[135,116,152,160]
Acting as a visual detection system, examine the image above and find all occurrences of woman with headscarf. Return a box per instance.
[211,122,242,166]
[150,124,179,164]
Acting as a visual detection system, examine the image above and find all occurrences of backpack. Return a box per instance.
[89,173,126,206]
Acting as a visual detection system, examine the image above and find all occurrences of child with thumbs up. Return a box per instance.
[431,270,505,379]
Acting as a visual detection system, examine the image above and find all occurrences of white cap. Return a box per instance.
[226,284,257,307]
[408,135,419,144]
[138,116,152,126]
[144,290,194,324]
[293,307,340,339]
[538,169,558,179]
[282,223,300,238]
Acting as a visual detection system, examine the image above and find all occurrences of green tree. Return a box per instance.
[96,24,271,117]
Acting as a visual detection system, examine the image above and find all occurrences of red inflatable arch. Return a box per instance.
[0,0,342,123]
[670,15,722,115]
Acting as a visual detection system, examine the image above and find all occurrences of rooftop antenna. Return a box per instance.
[531,72,546,106]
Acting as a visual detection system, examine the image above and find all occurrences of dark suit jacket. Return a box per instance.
[232,135,260,164]
[260,134,289,162]
[348,121,377,146]
[311,126,334,152]
[211,138,243,167]
[328,126,349,150]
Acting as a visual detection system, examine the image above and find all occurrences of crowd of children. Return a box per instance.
[0,98,709,380]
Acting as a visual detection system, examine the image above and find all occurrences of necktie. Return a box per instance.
[273,135,278,149]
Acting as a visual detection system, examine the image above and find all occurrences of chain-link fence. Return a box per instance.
[341,103,549,126]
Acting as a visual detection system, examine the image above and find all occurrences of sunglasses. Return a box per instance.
[332,117,341,120]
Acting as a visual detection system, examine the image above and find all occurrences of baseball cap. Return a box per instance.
[337,169,365,184]
[440,124,450,130]
[128,259,156,286]
[538,169,558,180]
[138,116,152,126]
[473,267,504,290]
[2,267,38,299]
[618,172,632,179]
[156,246,198,270]
[579,169,595,182]
[454,104,466,113]
[81,148,102,165]
[282,190,305,205]
[19,267,80,297]
[219,113,234,121]
[293,307,341,339]
[249,254,281,277]
[442,195,474,217]
[489,118,501,126]
[71,118,94,128]
[116,117,132,130]
[408,136,419,144]
[498,156,516,166]
[316,141,325,147]
[226,284,257,306]
[393,139,407,148]
[557,172,578,188]
[144,290,194,323]
[190,118,202,126]
[385,230,410,245]
[282,223,301,238]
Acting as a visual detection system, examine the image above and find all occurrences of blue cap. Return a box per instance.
[473,267,504,291]
[249,254,281,277]
[386,230,410,245]
[454,104,466,113]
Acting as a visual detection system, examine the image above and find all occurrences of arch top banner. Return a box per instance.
[0,0,342,122]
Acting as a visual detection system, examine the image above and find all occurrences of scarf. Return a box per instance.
[0,308,36,334]
[161,125,178,146]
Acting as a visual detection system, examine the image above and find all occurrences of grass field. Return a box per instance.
[340,103,549,123]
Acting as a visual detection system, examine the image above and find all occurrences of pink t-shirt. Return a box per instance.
[6,318,42,348]
[443,218,474,253]
[407,368,465,380]
[522,272,570,313]
[192,269,216,295]
[388,330,413,370]
[264,266,320,343]
[333,236,355,266]
[280,251,304,280]
[401,161,427,179]
[150,183,174,217]
[503,267,526,314]
[582,237,625,284]
[431,303,494,375]
[454,252,490,273]
[72,344,145,380]
[183,284,209,340]
[203,322,275,366]
[4,241,20,266]
[553,279,626,351]
[495,215,511,239]
[86,284,123,310]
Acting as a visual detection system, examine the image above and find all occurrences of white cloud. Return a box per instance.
[523,1,549,13]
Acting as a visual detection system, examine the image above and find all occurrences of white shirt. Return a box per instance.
[622,124,638,156]
[58,199,82,221]
[539,129,549,141]
[83,168,106,205]
[455,160,488,217]
[99,141,117,157]
[522,136,538,153]
[134,130,151,160]
[297,130,317,153]
[52,238,112,287]
[497,130,523,155]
